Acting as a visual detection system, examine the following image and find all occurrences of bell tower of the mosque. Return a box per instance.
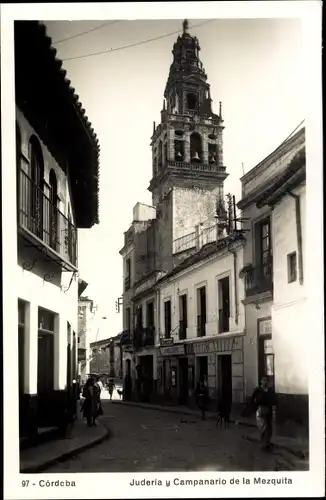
[148,20,229,268]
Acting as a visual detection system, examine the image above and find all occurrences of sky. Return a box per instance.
[44,18,304,341]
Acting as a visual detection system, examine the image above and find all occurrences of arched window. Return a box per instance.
[174,140,184,162]
[28,136,44,238]
[208,143,218,164]
[186,93,198,111]
[16,123,22,223]
[190,132,202,162]
[49,169,58,250]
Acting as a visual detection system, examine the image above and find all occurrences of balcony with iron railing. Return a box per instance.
[18,169,77,270]
[243,258,273,297]
[133,326,155,350]
[197,314,206,337]
[179,319,187,340]
[218,309,230,334]
[120,330,132,347]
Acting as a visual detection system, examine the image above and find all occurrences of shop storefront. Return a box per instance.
[157,335,245,409]
[157,343,188,405]
[192,335,245,408]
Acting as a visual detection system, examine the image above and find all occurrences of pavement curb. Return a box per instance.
[20,423,111,473]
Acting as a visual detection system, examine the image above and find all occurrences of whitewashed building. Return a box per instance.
[238,127,306,426]
[254,136,307,427]
[155,233,246,409]
[16,22,99,440]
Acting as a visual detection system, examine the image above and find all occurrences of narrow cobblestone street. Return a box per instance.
[46,398,298,473]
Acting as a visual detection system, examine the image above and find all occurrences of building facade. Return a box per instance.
[238,127,306,425]
[90,334,123,380]
[16,22,99,439]
[254,134,307,427]
[155,233,246,409]
[77,296,97,384]
[120,20,230,402]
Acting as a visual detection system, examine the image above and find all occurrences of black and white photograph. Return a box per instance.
[1,2,324,499]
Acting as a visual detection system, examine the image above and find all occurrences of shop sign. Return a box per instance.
[160,344,185,356]
[185,343,194,355]
[194,341,211,355]
[160,338,174,347]
[193,337,238,355]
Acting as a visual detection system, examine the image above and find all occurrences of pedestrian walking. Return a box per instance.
[251,375,276,451]
[195,380,209,420]
[81,377,100,427]
[107,378,116,400]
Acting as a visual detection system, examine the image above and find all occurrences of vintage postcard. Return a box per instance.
[1,1,324,499]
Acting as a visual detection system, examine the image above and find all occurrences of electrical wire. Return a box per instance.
[264,120,305,163]
[61,19,216,62]
[52,20,121,45]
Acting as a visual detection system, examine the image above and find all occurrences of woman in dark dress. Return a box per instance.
[251,375,276,450]
[82,378,99,427]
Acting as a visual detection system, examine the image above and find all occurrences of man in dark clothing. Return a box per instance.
[195,380,209,420]
[251,376,277,450]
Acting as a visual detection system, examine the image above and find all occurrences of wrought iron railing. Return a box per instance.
[197,314,206,337]
[18,169,77,266]
[179,319,187,340]
[244,258,273,296]
[167,160,226,174]
[120,330,132,346]
[218,309,230,334]
[133,326,155,350]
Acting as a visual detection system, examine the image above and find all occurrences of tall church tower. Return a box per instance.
[149,20,228,270]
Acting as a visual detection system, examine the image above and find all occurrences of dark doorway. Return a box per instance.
[178,357,189,404]
[179,294,188,340]
[37,333,54,423]
[218,277,230,333]
[197,355,208,383]
[146,301,154,328]
[139,355,153,402]
[197,286,207,337]
[217,354,232,404]
[49,169,58,250]
[164,300,172,338]
[126,359,131,377]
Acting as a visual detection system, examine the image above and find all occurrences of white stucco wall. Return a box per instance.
[158,246,245,340]
[271,182,307,395]
[18,266,78,394]
[17,107,79,396]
